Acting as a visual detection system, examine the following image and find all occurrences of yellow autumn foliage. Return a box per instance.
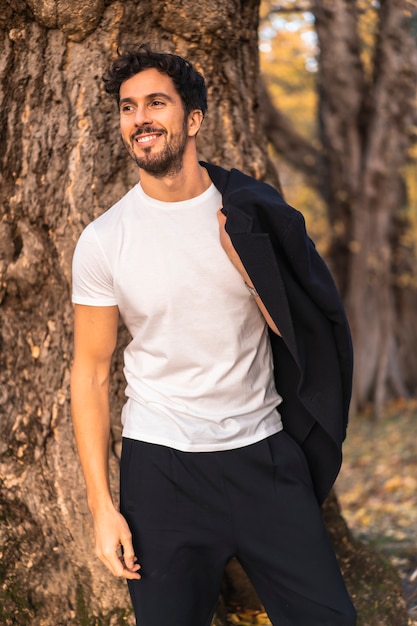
[259,1,417,247]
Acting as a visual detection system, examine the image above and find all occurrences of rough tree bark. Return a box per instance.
[0,1,409,625]
[0,1,271,624]
[263,0,417,416]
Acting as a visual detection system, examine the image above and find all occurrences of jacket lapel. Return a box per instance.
[224,209,298,359]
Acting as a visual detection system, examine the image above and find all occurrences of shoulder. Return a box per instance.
[88,184,139,235]
[73,184,140,270]
[203,161,302,237]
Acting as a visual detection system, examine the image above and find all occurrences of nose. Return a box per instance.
[134,105,152,127]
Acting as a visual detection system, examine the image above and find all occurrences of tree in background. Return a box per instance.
[261,0,417,416]
[0,1,411,624]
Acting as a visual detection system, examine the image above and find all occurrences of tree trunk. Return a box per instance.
[314,0,417,416]
[263,0,417,415]
[0,1,267,623]
[0,1,409,624]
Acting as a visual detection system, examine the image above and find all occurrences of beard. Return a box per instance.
[125,122,188,178]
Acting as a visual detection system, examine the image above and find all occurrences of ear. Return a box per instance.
[187,109,204,137]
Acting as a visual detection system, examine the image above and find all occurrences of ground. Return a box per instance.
[336,400,417,625]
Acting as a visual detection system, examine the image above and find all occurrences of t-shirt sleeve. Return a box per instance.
[71,223,118,306]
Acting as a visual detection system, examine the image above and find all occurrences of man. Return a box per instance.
[71,44,356,625]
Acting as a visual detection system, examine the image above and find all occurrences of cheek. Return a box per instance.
[120,118,133,138]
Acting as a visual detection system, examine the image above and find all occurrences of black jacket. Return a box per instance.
[203,162,353,504]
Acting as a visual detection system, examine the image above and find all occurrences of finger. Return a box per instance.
[121,555,141,575]
[121,563,141,580]
[99,548,141,580]
[120,535,141,576]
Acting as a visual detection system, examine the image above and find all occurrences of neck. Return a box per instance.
[139,154,211,202]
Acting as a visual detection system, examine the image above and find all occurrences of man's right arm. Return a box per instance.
[70,303,141,580]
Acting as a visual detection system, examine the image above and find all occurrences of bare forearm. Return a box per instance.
[71,373,113,513]
[70,304,139,579]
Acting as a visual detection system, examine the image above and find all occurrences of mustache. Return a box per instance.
[131,126,166,140]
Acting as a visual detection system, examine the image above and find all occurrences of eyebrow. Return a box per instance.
[119,92,176,105]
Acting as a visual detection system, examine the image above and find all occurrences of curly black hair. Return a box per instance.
[103,43,208,116]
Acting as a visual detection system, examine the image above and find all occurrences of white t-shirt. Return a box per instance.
[72,182,283,451]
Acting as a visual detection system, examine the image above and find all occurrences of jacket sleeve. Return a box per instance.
[261,201,354,431]
[281,211,347,325]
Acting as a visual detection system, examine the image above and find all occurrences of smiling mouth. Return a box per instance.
[133,128,163,146]
[135,134,161,144]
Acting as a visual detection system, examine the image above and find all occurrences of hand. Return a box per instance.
[92,506,141,580]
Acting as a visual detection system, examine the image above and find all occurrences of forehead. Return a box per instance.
[119,68,179,101]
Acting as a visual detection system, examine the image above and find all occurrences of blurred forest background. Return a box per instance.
[259,5,417,622]
[0,0,416,625]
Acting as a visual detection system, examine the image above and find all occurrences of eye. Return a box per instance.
[120,103,134,113]
[150,100,165,107]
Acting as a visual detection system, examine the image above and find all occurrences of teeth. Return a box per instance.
[136,134,159,143]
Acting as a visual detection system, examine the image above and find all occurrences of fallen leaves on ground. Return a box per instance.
[227,611,271,625]
[336,399,417,624]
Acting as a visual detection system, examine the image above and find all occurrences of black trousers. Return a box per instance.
[120,431,356,626]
